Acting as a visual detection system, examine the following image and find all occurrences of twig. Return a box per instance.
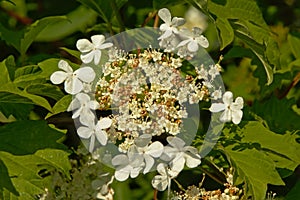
[278,71,300,99]
[154,13,159,28]
[153,189,158,200]
[0,6,32,25]
[141,11,157,27]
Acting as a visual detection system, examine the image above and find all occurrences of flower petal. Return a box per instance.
[115,166,131,181]
[95,130,107,146]
[76,93,90,103]
[158,29,173,40]
[220,109,231,123]
[135,134,152,147]
[112,154,129,166]
[76,38,93,53]
[77,126,92,138]
[184,152,201,168]
[177,39,190,48]
[50,71,67,84]
[158,8,171,24]
[80,51,95,64]
[232,97,244,110]
[143,154,154,174]
[64,77,83,94]
[99,42,113,50]
[98,117,112,129]
[67,98,81,112]
[209,103,225,112]
[93,49,102,65]
[222,91,233,105]
[187,40,199,52]
[151,175,168,191]
[76,67,96,83]
[146,141,164,158]
[170,155,185,173]
[58,60,73,73]
[196,35,209,48]
[232,109,243,125]
[89,100,100,110]
[167,136,185,149]
[79,110,95,127]
[91,35,105,48]
[171,17,185,26]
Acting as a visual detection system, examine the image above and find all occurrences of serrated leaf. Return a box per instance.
[35,6,97,42]
[0,159,19,197]
[240,121,300,170]
[285,180,300,200]
[223,147,284,200]
[152,0,185,9]
[0,149,71,199]
[0,102,33,120]
[288,34,300,59]
[45,95,72,119]
[215,18,234,50]
[20,16,68,56]
[0,23,23,52]
[0,56,12,84]
[0,120,67,155]
[60,47,81,60]
[26,84,64,101]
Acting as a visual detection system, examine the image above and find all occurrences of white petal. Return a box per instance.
[76,93,90,103]
[80,51,95,64]
[158,8,171,23]
[64,77,83,94]
[171,17,185,26]
[99,42,113,50]
[177,39,190,48]
[220,109,231,122]
[130,167,142,178]
[135,134,152,147]
[98,117,112,129]
[167,136,185,149]
[89,134,95,152]
[151,175,168,191]
[232,97,244,110]
[95,130,107,145]
[93,49,102,65]
[170,155,185,174]
[223,91,233,105]
[159,23,169,32]
[115,166,131,181]
[146,141,164,158]
[91,35,105,47]
[184,152,201,168]
[187,40,199,52]
[77,126,92,138]
[50,71,67,84]
[58,60,73,73]
[156,163,167,176]
[89,100,100,110]
[196,35,209,48]
[232,110,243,125]
[209,103,225,112]
[75,67,96,83]
[67,98,81,112]
[143,154,154,174]
[112,154,129,166]
[76,38,93,53]
[158,29,172,40]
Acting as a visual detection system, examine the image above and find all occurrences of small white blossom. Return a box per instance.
[50,60,95,94]
[67,93,99,126]
[77,117,112,152]
[76,35,113,65]
[151,163,179,191]
[158,8,185,40]
[162,137,201,173]
[177,27,209,52]
[209,91,244,124]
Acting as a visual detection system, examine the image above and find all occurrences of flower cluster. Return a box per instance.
[49,7,244,196]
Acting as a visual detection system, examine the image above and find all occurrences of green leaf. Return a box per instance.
[45,95,72,119]
[153,0,185,9]
[215,18,234,50]
[0,149,71,199]
[20,16,68,56]
[59,47,81,60]
[76,0,127,23]
[26,84,64,101]
[0,23,23,52]
[0,120,67,155]
[223,147,285,200]
[0,102,33,120]
[35,6,98,42]
[0,56,13,84]
[0,159,19,197]
[239,121,300,170]
[286,180,300,200]
[288,33,300,59]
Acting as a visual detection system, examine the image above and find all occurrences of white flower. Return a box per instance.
[76,35,113,65]
[134,134,164,174]
[151,163,179,191]
[177,27,209,52]
[77,117,112,152]
[162,137,201,173]
[209,91,244,124]
[67,93,99,126]
[112,152,144,181]
[158,8,185,40]
[50,60,95,94]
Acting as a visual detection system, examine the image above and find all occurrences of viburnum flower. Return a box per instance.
[209,91,244,124]
[50,60,95,94]
[68,93,99,126]
[151,163,179,191]
[158,8,185,40]
[112,151,144,181]
[134,134,164,174]
[162,137,201,173]
[76,35,113,65]
[77,117,112,152]
[177,27,209,52]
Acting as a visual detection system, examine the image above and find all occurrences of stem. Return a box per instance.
[173,178,186,192]
[0,6,32,25]
[141,11,157,27]
[154,13,159,28]
[278,71,300,99]
[153,189,158,200]
[198,166,224,185]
